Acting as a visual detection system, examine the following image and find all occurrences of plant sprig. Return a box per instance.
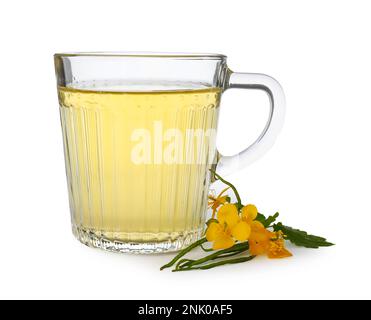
[161,241,250,271]
[160,238,207,271]
[172,256,256,271]
[160,171,334,272]
[273,223,334,248]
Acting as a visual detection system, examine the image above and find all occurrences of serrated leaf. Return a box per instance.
[256,212,280,228]
[256,213,267,224]
[265,212,280,227]
[273,223,334,248]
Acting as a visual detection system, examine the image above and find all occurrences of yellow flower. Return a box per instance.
[208,187,230,218]
[228,204,258,242]
[249,223,292,259]
[205,222,235,250]
[249,221,274,255]
[205,202,291,258]
[268,231,293,259]
[241,204,258,223]
[217,203,240,226]
[206,203,251,249]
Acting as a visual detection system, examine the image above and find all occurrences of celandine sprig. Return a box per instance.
[161,170,334,272]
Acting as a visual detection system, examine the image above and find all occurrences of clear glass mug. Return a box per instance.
[54,52,285,253]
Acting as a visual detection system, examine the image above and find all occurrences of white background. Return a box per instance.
[0,0,370,300]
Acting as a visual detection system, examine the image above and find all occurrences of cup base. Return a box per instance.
[72,225,204,254]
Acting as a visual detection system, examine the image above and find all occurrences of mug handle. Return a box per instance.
[216,72,286,175]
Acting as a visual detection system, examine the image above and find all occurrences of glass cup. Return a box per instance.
[54,52,285,253]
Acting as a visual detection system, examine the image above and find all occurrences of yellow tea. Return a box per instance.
[58,85,221,250]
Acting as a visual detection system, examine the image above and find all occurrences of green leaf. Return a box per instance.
[265,212,280,227]
[256,213,267,225]
[256,212,280,228]
[273,223,335,248]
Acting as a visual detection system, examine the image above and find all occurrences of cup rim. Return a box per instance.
[54,51,226,60]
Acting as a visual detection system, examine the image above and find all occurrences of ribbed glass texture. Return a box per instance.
[58,86,221,253]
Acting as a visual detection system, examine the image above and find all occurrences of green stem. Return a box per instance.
[176,242,249,270]
[175,258,195,270]
[173,256,256,271]
[177,249,247,270]
[160,238,207,270]
[214,251,247,259]
[211,170,242,209]
[200,244,214,252]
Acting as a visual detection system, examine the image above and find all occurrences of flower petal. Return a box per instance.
[267,239,293,259]
[206,222,222,241]
[267,247,293,259]
[249,241,268,256]
[250,220,266,231]
[218,204,239,227]
[241,204,258,223]
[231,221,251,241]
[248,224,272,256]
[212,233,235,250]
